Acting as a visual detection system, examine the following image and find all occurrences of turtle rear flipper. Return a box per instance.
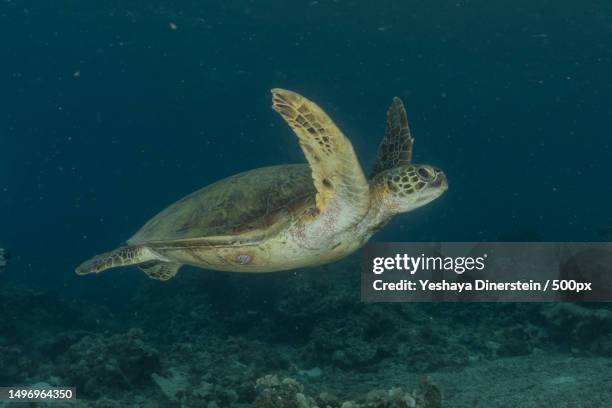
[138,261,182,281]
[76,245,159,275]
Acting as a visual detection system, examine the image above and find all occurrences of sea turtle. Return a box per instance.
[76,89,447,281]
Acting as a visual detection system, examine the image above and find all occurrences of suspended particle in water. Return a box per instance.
[169,22,177,30]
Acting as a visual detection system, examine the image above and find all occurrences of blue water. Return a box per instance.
[1,1,612,405]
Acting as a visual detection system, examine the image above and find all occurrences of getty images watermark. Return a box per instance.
[361,242,612,302]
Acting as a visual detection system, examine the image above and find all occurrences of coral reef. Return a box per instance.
[1,259,612,406]
[540,303,612,355]
[0,286,114,391]
[0,345,36,385]
[147,336,266,406]
[61,329,161,397]
[253,374,441,408]
[254,375,310,408]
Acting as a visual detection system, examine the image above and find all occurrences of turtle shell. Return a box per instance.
[128,164,315,244]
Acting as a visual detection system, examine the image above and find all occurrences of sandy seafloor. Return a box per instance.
[324,354,612,407]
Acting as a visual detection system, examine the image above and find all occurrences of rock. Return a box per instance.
[413,377,442,408]
[193,381,214,398]
[253,375,429,408]
[299,366,323,378]
[254,375,312,408]
[152,368,189,402]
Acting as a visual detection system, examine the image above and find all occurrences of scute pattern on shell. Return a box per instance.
[128,164,315,244]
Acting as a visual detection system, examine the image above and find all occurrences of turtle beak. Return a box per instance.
[434,171,448,192]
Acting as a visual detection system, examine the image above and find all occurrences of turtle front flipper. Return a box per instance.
[76,245,164,276]
[371,97,414,177]
[271,89,370,230]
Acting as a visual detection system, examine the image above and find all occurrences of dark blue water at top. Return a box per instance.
[1,0,611,300]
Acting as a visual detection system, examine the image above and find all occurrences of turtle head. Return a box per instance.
[376,164,448,214]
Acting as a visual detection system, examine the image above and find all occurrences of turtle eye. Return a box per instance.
[417,166,435,181]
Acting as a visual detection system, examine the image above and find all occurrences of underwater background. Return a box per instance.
[1,0,612,406]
